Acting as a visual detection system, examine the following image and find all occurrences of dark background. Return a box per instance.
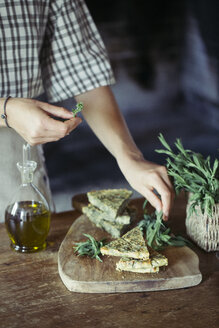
[44,0,219,212]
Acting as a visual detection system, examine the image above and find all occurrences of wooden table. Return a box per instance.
[0,194,218,328]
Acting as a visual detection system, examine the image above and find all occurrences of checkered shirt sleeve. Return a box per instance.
[41,0,115,102]
[0,0,115,102]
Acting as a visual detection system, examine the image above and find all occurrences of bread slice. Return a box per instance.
[148,246,168,267]
[83,204,129,238]
[122,267,159,273]
[116,249,167,273]
[87,189,133,219]
[99,220,129,238]
[100,227,150,260]
[82,203,132,225]
[122,226,146,247]
[116,257,159,273]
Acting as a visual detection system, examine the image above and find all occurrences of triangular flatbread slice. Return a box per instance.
[87,189,132,219]
[122,226,146,247]
[82,204,129,238]
[100,227,149,260]
[147,246,168,267]
[116,257,159,273]
[115,247,167,273]
[82,203,132,225]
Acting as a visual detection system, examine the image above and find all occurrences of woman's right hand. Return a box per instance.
[3,98,82,145]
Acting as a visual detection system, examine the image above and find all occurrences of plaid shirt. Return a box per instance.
[0,0,115,102]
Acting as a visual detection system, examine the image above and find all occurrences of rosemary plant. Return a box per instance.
[138,200,191,250]
[155,133,219,218]
[73,233,105,262]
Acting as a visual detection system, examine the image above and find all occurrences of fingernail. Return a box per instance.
[163,212,169,221]
[163,215,168,221]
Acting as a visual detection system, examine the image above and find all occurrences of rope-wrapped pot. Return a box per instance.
[186,195,219,252]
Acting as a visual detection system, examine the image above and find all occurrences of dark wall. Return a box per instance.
[181,0,219,129]
[86,0,187,89]
[86,0,219,127]
[44,0,218,202]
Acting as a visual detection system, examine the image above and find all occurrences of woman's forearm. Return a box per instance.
[75,86,143,162]
[76,86,174,219]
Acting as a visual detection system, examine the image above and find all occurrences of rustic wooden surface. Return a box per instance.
[58,215,202,293]
[0,193,219,328]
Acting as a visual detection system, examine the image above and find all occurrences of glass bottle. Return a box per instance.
[5,144,51,253]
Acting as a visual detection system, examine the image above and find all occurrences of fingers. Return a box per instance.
[158,167,175,219]
[44,116,81,134]
[118,157,174,220]
[136,166,174,221]
[5,98,83,145]
[159,167,173,191]
[160,176,175,218]
[142,187,163,213]
[63,117,82,132]
[140,181,172,221]
[38,101,74,119]
[26,117,82,146]
[152,177,174,220]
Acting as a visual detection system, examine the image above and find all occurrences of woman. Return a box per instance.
[0,0,174,221]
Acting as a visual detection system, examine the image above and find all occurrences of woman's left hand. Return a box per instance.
[117,154,175,221]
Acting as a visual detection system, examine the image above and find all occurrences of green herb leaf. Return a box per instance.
[138,203,192,250]
[73,233,106,262]
[156,134,219,217]
[157,133,172,152]
[72,102,84,117]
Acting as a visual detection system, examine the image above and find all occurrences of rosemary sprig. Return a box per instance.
[72,102,83,117]
[73,233,105,262]
[155,133,219,217]
[138,200,191,250]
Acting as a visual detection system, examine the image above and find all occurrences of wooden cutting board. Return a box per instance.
[58,214,202,293]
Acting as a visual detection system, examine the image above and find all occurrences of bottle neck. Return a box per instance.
[21,171,34,184]
[17,161,37,185]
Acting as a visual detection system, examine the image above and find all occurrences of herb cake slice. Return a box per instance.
[116,258,159,273]
[116,249,167,273]
[148,246,168,267]
[87,189,133,219]
[100,227,150,260]
[82,204,129,238]
[82,203,133,225]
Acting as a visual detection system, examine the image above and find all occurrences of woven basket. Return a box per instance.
[186,196,219,252]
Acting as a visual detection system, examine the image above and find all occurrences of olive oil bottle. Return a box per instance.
[5,144,51,253]
[5,201,50,252]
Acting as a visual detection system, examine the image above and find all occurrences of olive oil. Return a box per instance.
[5,201,50,253]
[5,143,51,253]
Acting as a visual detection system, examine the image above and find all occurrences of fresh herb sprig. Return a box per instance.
[155,133,219,217]
[138,200,191,250]
[73,233,105,262]
[72,102,83,117]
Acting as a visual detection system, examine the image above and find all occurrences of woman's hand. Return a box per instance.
[117,154,175,221]
[4,98,82,145]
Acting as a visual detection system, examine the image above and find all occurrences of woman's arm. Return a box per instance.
[75,86,174,220]
[0,97,82,145]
